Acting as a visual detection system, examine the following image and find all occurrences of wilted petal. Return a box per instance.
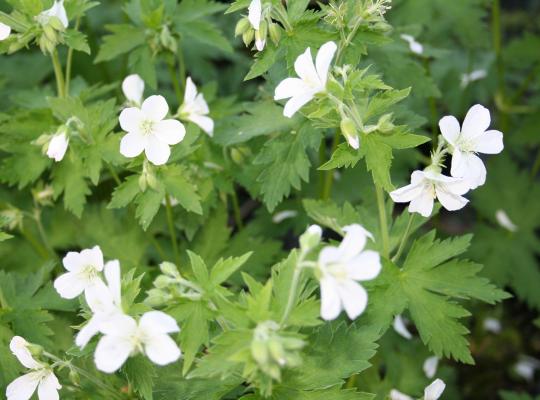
[315,41,337,86]
[6,372,40,400]
[461,104,490,139]
[119,107,144,133]
[141,95,169,122]
[320,277,341,321]
[37,372,61,400]
[389,389,413,400]
[120,131,146,158]
[122,74,144,105]
[495,209,517,232]
[247,0,262,30]
[474,129,504,154]
[94,335,133,373]
[145,138,171,166]
[339,280,368,320]
[283,93,314,118]
[0,22,11,40]
[424,379,446,400]
[140,311,180,334]
[346,250,381,281]
[274,78,309,100]
[294,48,319,85]
[144,334,181,366]
[438,115,461,145]
[154,119,186,145]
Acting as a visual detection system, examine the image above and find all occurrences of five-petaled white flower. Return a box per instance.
[0,22,11,40]
[76,260,123,349]
[179,77,214,136]
[54,245,105,299]
[40,0,69,28]
[390,169,470,218]
[94,311,181,373]
[400,34,423,55]
[389,379,446,400]
[6,336,61,400]
[119,95,186,166]
[46,132,69,162]
[439,104,504,189]
[248,0,265,51]
[317,224,381,321]
[274,41,337,118]
[122,74,144,106]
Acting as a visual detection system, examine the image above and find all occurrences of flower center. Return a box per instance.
[455,135,476,152]
[140,119,155,136]
[81,264,99,281]
[326,262,349,281]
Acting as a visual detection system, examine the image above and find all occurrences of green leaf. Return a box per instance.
[135,187,165,230]
[108,175,141,209]
[245,45,281,81]
[318,143,363,171]
[362,134,393,192]
[210,253,252,286]
[163,166,203,215]
[52,158,91,218]
[303,199,360,234]
[64,29,91,54]
[95,24,146,63]
[123,356,156,400]
[179,302,210,375]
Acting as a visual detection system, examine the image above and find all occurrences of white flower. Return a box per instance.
[483,317,502,334]
[248,0,265,51]
[40,0,69,28]
[423,356,439,379]
[0,22,11,40]
[514,355,540,381]
[400,34,423,55]
[46,132,69,162]
[424,379,446,400]
[179,77,214,136]
[389,389,413,400]
[7,336,61,400]
[272,210,298,223]
[393,315,413,340]
[94,311,181,373]
[122,74,144,106]
[54,245,104,299]
[390,169,470,218]
[460,69,487,88]
[274,41,337,118]
[119,95,186,166]
[495,209,518,232]
[76,260,123,349]
[439,104,504,189]
[317,224,381,321]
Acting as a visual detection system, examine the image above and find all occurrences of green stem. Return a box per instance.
[21,228,50,260]
[165,195,181,266]
[177,42,186,93]
[64,17,81,96]
[106,163,121,185]
[33,210,55,259]
[167,60,183,105]
[375,184,390,258]
[51,50,65,98]
[321,129,341,200]
[391,213,415,263]
[423,58,438,141]
[231,190,244,230]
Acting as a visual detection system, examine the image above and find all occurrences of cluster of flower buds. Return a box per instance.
[35,0,69,54]
[146,261,203,307]
[235,0,280,51]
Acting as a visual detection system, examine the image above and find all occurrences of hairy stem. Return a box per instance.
[391,213,415,263]
[375,184,390,258]
[51,51,65,98]
[165,195,181,267]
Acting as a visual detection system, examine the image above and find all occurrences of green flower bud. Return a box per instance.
[299,224,322,251]
[258,20,268,40]
[69,368,80,386]
[251,338,269,366]
[154,275,173,289]
[377,113,395,133]
[340,117,359,149]
[230,148,245,165]
[235,17,251,36]
[269,23,281,45]
[138,174,148,192]
[160,261,179,277]
[242,29,254,46]
[160,25,177,53]
[268,340,286,366]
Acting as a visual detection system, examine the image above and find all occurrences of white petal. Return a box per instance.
[451,152,486,189]
[345,132,360,149]
[435,185,469,212]
[53,272,87,299]
[318,246,341,266]
[247,0,262,30]
[81,246,104,271]
[424,379,446,400]
[141,95,169,122]
[84,280,116,314]
[438,116,461,145]
[315,41,337,86]
[62,251,85,272]
[41,0,69,28]
[483,317,502,333]
[188,114,214,136]
[320,277,342,321]
[9,337,42,369]
[274,78,309,100]
[283,93,315,118]
[390,173,425,203]
[338,225,370,260]
[144,334,181,366]
[495,209,518,232]
[119,107,144,133]
[339,280,368,320]
[461,104,490,139]
[423,356,439,379]
[75,316,102,348]
[294,47,320,85]
[255,37,266,51]
[140,311,180,334]
[6,372,40,400]
[120,131,146,158]
[46,133,69,162]
[37,372,61,400]
[122,74,144,105]
[393,315,413,340]
[346,250,381,281]
[94,335,133,373]
[408,190,434,218]
[144,138,171,166]
[153,119,186,145]
[98,313,137,336]
[0,22,11,41]
[184,77,197,104]
[389,389,413,400]
[104,260,122,306]
[473,130,504,154]
[409,41,423,55]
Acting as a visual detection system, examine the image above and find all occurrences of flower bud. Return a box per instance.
[160,25,177,53]
[269,23,281,45]
[230,148,245,165]
[27,343,44,357]
[340,117,359,149]
[154,275,173,289]
[69,368,80,386]
[235,17,251,36]
[377,113,395,133]
[160,261,179,277]
[251,338,270,365]
[299,224,322,251]
[258,20,268,40]
[242,29,254,46]
[138,174,148,192]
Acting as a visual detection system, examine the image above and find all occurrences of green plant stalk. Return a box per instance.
[33,210,55,259]
[64,17,81,96]
[51,50,65,98]
[321,129,341,200]
[231,190,244,230]
[21,227,50,260]
[391,213,415,263]
[106,163,121,185]
[375,184,390,258]
[165,195,181,267]
[177,41,187,93]
[167,60,183,106]
[423,58,438,141]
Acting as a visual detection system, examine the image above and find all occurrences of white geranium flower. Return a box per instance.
[40,0,69,28]
[424,379,446,400]
[495,209,518,232]
[423,356,439,379]
[390,169,470,218]
[76,260,123,348]
[393,315,413,340]
[46,132,69,162]
[514,355,540,381]
[317,224,381,321]
[54,245,104,299]
[439,104,504,189]
[400,34,423,55]
[119,95,186,166]
[0,22,11,40]
[95,311,181,373]
[248,0,265,51]
[389,389,413,400]
[7,336,61,400]
[483,317,502,334]
[179,77,214,136]
[274,41,337,118]
[122,74,144,106]
[460,69,487,88]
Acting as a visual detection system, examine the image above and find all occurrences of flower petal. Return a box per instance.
[283,93,314,118]
[438,115,461,145]
[188,114,214,136]
[10,337,42,369]
[144,138,171,166]
[474,129,504,154]
[0,22,11,41]
[144,334,182,366]
[37,372,61,400]
[461,104,490,139]
[393,315,413,340]
[346,250,381,281]
[435,184,469,211]
[140,311,180,334]
[318,246,341,266]
[274,78,309,100]
[80,246,104,271]
[320,277,342,321]
[339,280,368,320]
[122,74,144,105]
[6,372,40,400]
[424,379,446,400]
[141,95,169,122]
[104,260,122,306]
[315,41,337,86]
[94,334,133,373]
[390,172,426,203]
[451,152,486,189]
[76,315,102,348]
[53,272,87,299]
[119,107,144,133]
[98,313,137,336]
[408,190,434,218]
[389,389,413,400]
[46,133,69,162]
[294,47,319,85]
[247,0,262,30]
[423,356,439,379]
[120,131,146,158]
[153,119,186,145]
[338,224,371,260]
[184,77,197,104]
[62,251,85,272]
